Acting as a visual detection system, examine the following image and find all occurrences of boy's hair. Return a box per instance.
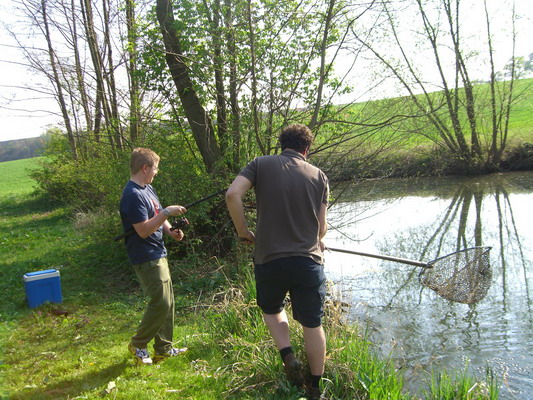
[130,148,160,174]
[278,124,314,152]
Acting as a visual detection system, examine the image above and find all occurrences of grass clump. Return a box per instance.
[420,366,500,400]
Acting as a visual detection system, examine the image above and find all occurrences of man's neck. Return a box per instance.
[284,147,308,159]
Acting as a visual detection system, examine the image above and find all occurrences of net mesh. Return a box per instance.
[419,247,492,304]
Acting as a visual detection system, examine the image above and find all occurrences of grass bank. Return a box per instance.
[315,78,533,180]
[0,158,499,399]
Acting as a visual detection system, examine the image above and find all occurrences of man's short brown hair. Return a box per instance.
[278,124,314,152]
[130,148,160,174]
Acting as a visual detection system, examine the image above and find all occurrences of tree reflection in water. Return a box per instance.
[326,171,533,399]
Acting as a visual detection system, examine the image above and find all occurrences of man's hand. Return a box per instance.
[238,230,256,245]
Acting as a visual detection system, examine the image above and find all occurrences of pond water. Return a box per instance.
[324,171,533,399]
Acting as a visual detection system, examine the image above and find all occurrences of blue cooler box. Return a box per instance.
[23,269,63,308]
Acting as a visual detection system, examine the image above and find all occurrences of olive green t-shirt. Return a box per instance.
[239,149,329,265]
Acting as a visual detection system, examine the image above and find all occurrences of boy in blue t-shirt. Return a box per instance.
[120,147,188,365]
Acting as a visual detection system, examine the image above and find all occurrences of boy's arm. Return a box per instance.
[133,205,186,238]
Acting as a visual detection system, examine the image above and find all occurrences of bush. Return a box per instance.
[500,142,533,171]
[31,130,236,260]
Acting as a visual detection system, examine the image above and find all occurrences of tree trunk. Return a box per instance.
[310,0,336,130]
[224,0,241,170]
[80,0,120,151]
[486,0,515,165]
[416,0,471,162]
[41,0,78,160]
[203,0,227,153]
[443,0,481,157]
[245,0,265,155]
[126,0,139,142]
[102,0,123,149]
[156,0,222,172]
[69,0,93,136]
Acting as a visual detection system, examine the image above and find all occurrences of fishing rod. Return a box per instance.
[114,128,370,242]
[113,188,227,241]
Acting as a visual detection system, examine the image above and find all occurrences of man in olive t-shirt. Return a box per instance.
[226,124,329,399]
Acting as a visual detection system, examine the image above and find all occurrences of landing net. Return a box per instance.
[419,246,492,304]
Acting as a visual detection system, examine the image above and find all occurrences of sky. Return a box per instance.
[0,0,532,143]
[0,1,62,143]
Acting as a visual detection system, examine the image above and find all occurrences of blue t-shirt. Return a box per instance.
[119,180,167,264]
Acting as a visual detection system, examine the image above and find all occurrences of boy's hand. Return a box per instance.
[165,205,187,216]
[170,218,189,231]
[169,228,184,242]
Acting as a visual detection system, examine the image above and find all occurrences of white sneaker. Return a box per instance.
[128,343,153,365]
[153,347,188,363]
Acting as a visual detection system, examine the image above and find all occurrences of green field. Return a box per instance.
[0,157,41,196]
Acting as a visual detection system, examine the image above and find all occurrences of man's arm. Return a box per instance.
[226,175,255,243]
[318,182,329,250]
[318,202,327,240]
[318,202,327,251]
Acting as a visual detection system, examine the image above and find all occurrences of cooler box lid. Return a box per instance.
[23,269,60,282]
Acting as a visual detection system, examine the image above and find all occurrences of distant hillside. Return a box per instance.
[0,137,46,162]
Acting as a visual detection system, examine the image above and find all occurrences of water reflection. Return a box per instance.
[325,171,533,399]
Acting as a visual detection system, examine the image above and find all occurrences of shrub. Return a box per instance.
[500,142,533,171]
[31,130,236,260]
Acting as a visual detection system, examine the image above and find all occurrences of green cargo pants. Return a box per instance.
[131,257,174,354]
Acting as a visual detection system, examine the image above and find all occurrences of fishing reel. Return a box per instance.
[170,217,189,232]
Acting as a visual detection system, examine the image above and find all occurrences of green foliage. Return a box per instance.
[30,128,236,259]
[420,366,500,400]
[29,132,124,211]
[135,0,358,166]
[141,132,235,256]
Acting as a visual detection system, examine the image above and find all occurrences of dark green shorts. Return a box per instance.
[254,256,326,328]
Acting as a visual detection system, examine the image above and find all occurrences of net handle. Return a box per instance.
[326,247,430,268]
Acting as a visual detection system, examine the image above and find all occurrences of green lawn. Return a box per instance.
[0,159,236,399]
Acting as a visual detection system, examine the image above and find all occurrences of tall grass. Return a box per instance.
[421,366,500,400]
